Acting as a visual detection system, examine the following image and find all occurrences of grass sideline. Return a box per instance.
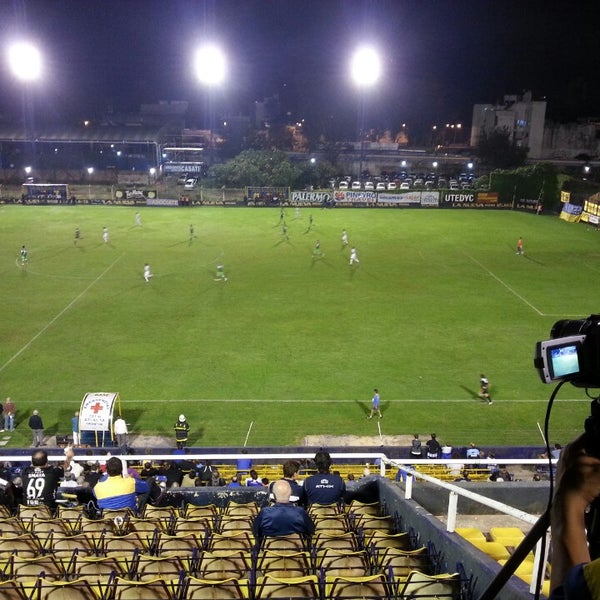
[0,205,597,449]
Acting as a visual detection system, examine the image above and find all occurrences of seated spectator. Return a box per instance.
[21,449,71,512]
[196,460,216,486]
[246,469,263,487]
[93,457,150,511]
[84,462,101,488]
[551,443,563,460]
[140,462,158,479]
[269,460,304,502]
[347,473,356,482]
[466,442,480,460]
[227,475,241,488]
[454,469,471,482]
[211,468,225,486]
[60,473,79,489]
[302,450,345,506]
[254,480,314,542]
[158,461,182,488]
[426,433,441,459]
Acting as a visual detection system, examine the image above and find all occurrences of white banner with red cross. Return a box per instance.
[79,392,119,431]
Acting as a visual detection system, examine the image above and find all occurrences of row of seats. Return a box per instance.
[455,526,549,596]
[0,500,463,598]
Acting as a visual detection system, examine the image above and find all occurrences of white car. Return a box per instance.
[184,178,198,189]
[339,181,348,190]
[376,182,386,191]
[364,181,374,191]
[351,181,361,190]
[387,182,397,190]
[400,181,411,190]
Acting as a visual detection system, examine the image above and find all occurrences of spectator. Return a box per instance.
[466,442,480,460]
[347,473,356,482]
[551,443,563,460]
[254,479,314,542]
[245,469,263,487]
[196,460,215,486]
[227,475,241,488]
[302,450,345,506]
[28,410,44,447]
[549,436,600,598]
[21,449,71,511]
[93,456,149,511]
[60,473,79,489]
[140,462,158,479]
[426,433,441,459]
[2,397,15,432]
[269,460,304,502]
[441,443,453,459]
[236,449,252,476]
[113,416,129,451]
[64,448,84,479]
[84,462,101,488]
[174,414,190,450]
[410,434,423,458]
[157,461,183,488]
[71,412,80,446]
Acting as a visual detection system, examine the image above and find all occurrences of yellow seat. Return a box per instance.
[183,575,249,599]
[255,551,311,578]
[396,570,460,599]
[375,546,431,579]
[325,573,389,599]
[455,527,486,543]
[254,574,319,600]
[469,539,511,561]
[109,576,179,600]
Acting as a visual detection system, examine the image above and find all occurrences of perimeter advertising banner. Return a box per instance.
[377,191,424,206]
[291,191,331,205]
[333,190,377,207]
[441,191,509,209]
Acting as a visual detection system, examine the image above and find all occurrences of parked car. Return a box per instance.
[176,174,189,185]
[351,181,361,190]
[376,182,386,191]
[400,181,411,190]
[339,181,349,190]
[364,181,374,191]
[184,178,198,189]
[387,182,397,190]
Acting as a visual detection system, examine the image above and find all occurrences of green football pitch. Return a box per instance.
[0,205,598,448]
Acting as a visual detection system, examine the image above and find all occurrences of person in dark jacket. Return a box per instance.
[174,414,190,449]
[28,410,44,447]
[254,479,314,542]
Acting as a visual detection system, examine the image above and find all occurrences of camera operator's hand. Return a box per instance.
[551,435,600,594]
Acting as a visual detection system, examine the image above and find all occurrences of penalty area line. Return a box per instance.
[0,255,123,374]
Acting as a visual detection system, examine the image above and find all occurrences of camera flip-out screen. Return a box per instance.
[535,335,586,384]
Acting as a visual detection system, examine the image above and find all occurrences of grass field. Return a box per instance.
[1,205,598,449]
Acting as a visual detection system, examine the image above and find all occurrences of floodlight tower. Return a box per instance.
[7,41,43,169]
[193,44,227,168]
[350,46,382,181]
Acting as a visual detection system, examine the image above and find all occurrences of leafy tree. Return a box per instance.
[207,150,302,188]
[475,130,528,169]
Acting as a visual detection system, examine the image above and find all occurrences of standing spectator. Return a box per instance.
[425,433,441,459]
[466,442,481,460]
[254,480,314,542]
[93,457,149,512]
[302,450,345,506]
[441,442,453,459]
[22,449,71,511]
[236,449,252,476]
[368,388,382,419]
[2,397,15,432]
[410,434,423,458]
[71,411,80,446]
[174,414,190,449]
[28,410,44,447]
[113,416,129,451]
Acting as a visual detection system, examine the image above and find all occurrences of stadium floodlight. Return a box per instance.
[7,42,42,81]
[193,44,226,86]
[350,46,381,87]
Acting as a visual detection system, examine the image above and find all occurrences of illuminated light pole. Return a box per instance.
[87,167,94,202]
[7,41,43,169]
[351,46,382,181]
[194,44,226,170]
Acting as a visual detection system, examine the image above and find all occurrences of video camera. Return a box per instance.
[534,314,600,388]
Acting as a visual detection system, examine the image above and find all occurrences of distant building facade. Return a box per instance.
[470,91,547,159]
[541,119,600,160]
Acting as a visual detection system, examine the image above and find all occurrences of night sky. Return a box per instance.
[0,0,598,141]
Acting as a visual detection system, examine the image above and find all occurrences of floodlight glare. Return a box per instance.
[194,44,226,86]
[8,42,42,81]
[350,47,381,87]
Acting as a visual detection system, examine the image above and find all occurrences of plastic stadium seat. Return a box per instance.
[156,532,204,557]
[307,503,343,519]
[182,504,220,521]
[222,501,260,517]
[196,550,251,581]
[182,575,249,599]
[18,505,52,520]
[258,533,309,553]
[24,577,105,600]
[255,550,311,578]
[366,531,410,551]
[217,515,255,534]
[312,515,350,535]
[173,517,212,539]
[488,527,525,547]
[109,576,179,600]
[0,518,28,537]
[312,532,359,552]
[0,579,28,600]
[135,555,186,582]
[208,531,255,553]
[254,574,320,599]
[325,573,390,599]
[315,549,371,578]
[2,554,66,582]
[454,527,486,543]
[375,546,431,579]
[65,554,128,580]
[468,540,511,561]
[352,514,394,535]
[47,533,96,558]
[0,534,42,558]
[396,570,460,599]
[345,500,380,517]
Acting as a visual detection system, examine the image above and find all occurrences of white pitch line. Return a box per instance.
[34,397,588,404]
[465,253,543,315]
[0,255,123,374]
